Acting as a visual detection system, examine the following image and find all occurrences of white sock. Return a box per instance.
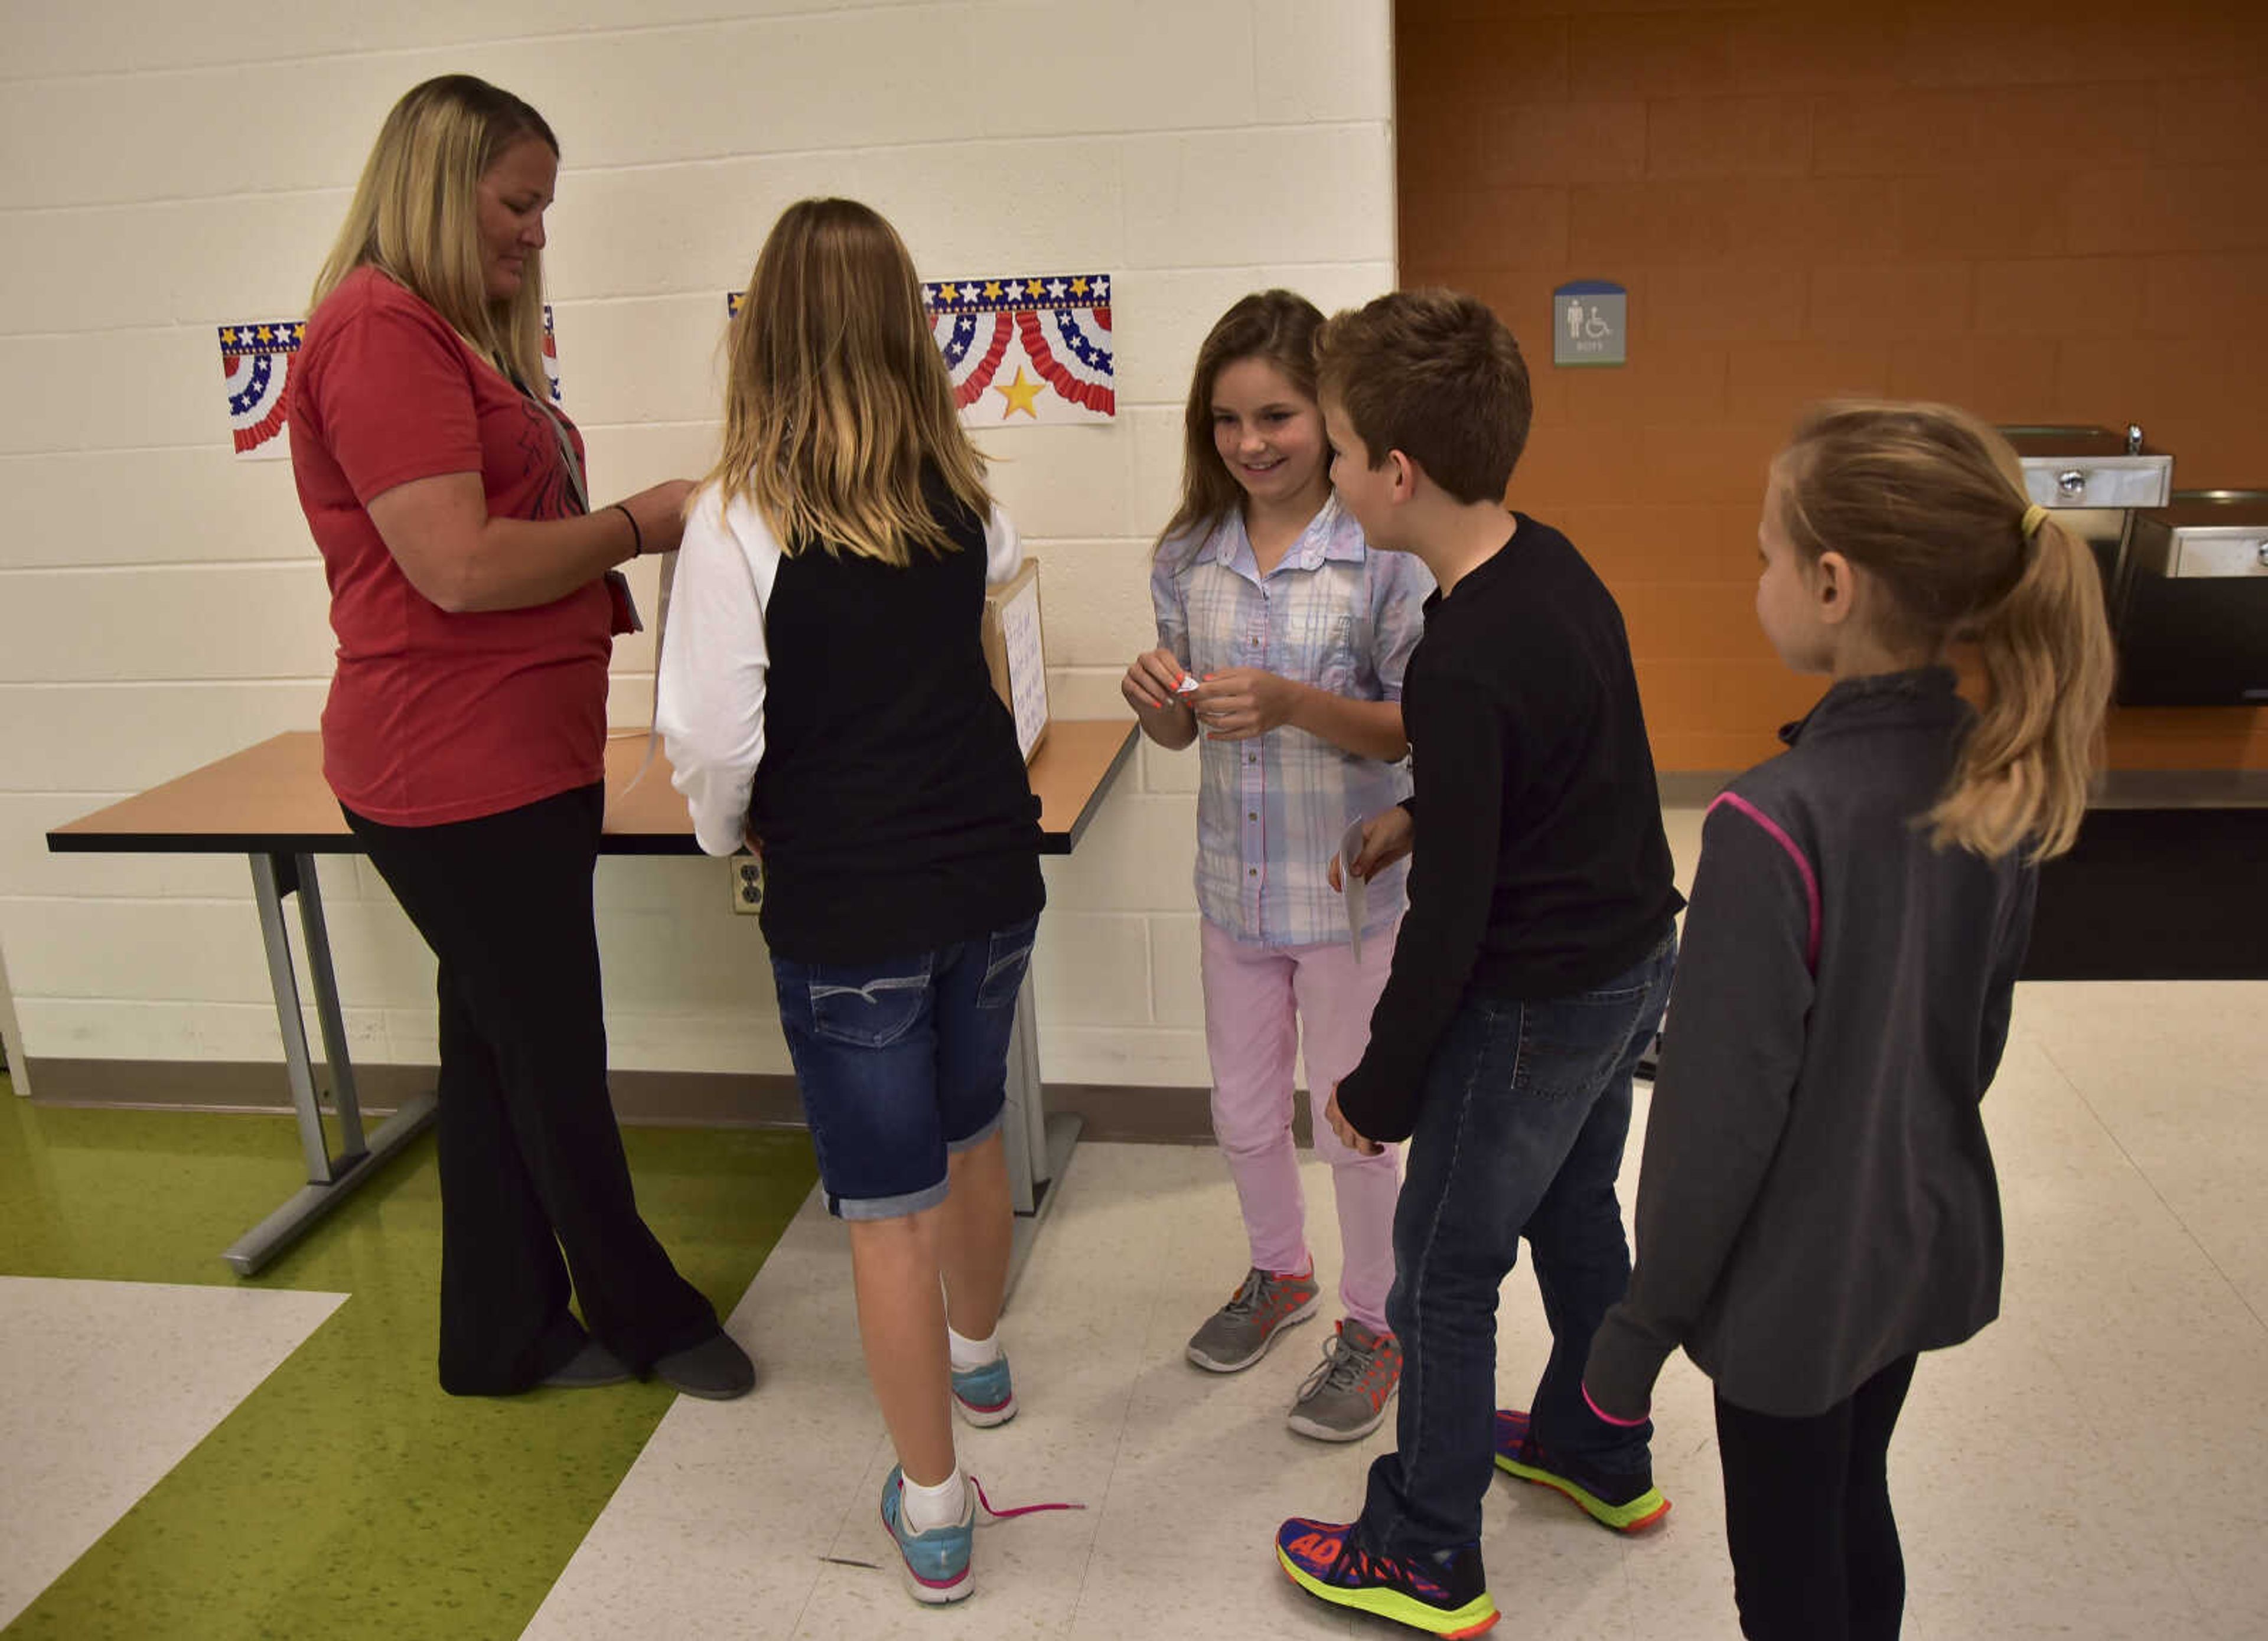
[947,1324,1001,1372]
[901,1467,969,1533]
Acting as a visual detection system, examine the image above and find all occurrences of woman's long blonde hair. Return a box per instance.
[1776,400,2116,861]
[709,198,990,564]
[309,74,558,389]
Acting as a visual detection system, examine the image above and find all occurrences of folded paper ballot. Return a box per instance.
[1340,815,1368,963]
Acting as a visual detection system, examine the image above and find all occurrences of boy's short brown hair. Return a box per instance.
[1314,289,1532,504]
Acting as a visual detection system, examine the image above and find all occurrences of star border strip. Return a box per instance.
[925,274,1110,315]
[218,320,304,356]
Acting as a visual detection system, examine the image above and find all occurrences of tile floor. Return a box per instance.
[527,980,2268,1641]
[0,1277,344,1629]
[4,979,2263,1639]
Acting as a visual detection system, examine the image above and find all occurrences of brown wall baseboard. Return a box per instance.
[21,1058,1226,1145]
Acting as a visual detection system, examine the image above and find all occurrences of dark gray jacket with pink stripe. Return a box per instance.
[1585,667,2036,1421]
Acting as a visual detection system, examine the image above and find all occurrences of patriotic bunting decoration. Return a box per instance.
[725,273,1117,426]
[219,319,301,460]
[930,274,1113,426]
[223,304,563,459]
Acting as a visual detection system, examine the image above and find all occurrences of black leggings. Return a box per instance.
[346,783,717,1394]
[1715,1354,1920,1641]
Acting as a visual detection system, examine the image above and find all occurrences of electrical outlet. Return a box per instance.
[729,853,764,915]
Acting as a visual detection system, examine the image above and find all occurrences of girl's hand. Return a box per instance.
[1190,667,1304,740]
[1328,804,1416,892]
[1120,648,1190,714]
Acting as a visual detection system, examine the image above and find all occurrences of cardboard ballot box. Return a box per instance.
[980,556,1050,764]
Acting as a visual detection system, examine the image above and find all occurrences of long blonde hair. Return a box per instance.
[310,75,558,388]
[1776,401,2115,861]
[709,198,990,564]
[1156,291,1325,559]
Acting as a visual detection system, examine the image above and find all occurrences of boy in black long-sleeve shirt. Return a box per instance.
[1274,290,1683,1639]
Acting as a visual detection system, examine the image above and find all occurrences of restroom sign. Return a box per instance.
[1552,280,1626,368]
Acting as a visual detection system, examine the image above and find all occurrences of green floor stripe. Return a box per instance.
[1,1084,816,1640]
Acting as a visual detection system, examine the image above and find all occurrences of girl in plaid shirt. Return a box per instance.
[1120,291,1432,1442]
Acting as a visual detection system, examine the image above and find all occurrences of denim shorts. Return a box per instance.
[770,914,1040,1221]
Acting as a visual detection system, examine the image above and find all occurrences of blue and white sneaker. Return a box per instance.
[951,1353,1018,1427]
[879,1466,975,1604]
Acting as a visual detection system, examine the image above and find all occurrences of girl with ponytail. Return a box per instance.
[1581,402,2113,1640]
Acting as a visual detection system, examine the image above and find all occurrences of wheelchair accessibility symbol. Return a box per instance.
[1551,280,1627,368]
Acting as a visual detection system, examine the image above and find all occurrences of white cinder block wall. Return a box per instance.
[0,0,1397,1092]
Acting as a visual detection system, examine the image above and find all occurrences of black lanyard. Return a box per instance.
[498,355,588,515]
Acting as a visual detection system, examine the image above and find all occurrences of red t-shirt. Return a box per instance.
[291,266,617,825]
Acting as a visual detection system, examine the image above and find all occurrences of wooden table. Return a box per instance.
[48,722,1139,1280]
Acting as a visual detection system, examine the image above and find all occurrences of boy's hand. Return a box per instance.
[1328,804,1416,892]
[1190,667,1302,740]
[1324,1084,1381,1157]
[1120,648,1189,714]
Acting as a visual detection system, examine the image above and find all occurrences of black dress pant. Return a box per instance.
[1715,1353,1920,1641]
[346,782,718,1394]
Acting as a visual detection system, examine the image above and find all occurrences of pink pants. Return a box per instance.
[1199,917,1402,1335]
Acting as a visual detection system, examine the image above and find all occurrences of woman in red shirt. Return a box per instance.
[290,74,751,1400]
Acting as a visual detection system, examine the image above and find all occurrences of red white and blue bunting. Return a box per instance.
[726,273,1116,426]
[930,274,1113,426]
[219,319,300,460]
[221,305,561,461]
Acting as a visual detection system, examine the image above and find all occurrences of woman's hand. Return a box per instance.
[1190,667,1304,740]
[1328,804,1415,892]
[617,479,697,557]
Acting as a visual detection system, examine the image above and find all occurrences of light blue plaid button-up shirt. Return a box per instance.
[1151,497,1433,949]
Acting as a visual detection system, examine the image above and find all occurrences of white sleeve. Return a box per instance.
[983,504,1022,587]
[654,490,776,858]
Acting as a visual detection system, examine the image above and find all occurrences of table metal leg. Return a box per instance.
[1001,979,1040,1215]
[291,853,366,1160]
[230,852,434,1277]
[249,853,337,1185]
[1000,974,1084,1308]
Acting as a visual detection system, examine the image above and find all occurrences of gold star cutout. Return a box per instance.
[993,366,1043,420]
[940,282,960,302]
[256,324,273,342]
[983,280,1003,299]
[1070,277,1089,296]
[1025,279,1044,298]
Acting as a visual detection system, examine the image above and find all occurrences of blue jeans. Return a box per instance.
[1359,932,1676,1556]
[770,914,1040,1221]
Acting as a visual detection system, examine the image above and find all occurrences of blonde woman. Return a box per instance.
[656,198,1046,1606]
[291,75,751,1399]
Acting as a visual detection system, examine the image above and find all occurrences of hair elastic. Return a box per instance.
[2020,503,2049,541]
[611,501,643,559]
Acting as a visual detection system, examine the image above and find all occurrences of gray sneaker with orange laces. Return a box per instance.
[1185,1265,1322,1372]
[1287,1319,1402,1442]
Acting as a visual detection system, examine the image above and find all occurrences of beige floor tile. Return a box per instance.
[535,997,2268,1641]
[0,1277,344,1630]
